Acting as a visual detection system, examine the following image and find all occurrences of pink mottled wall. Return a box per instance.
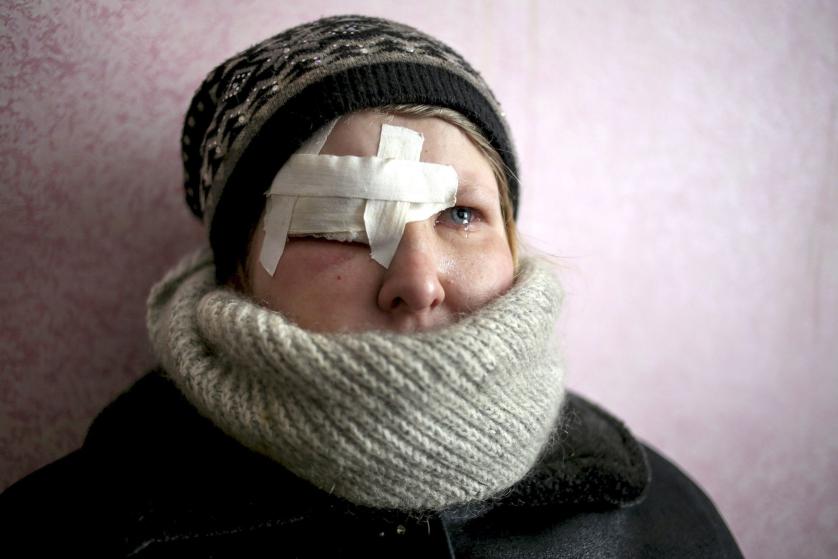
[1,1,836,557]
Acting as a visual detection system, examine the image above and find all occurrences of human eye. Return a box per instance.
[435,206,482,231]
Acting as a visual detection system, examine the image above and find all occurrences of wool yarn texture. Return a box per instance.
[146,247,566,511]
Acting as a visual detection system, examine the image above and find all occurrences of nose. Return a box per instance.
[377,222,445,315]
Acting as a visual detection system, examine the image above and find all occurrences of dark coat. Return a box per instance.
[1,371,743,558]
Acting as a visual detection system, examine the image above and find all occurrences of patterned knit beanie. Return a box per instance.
[180,14,519,282]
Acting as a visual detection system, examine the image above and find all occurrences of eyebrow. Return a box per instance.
[456,180,499,203]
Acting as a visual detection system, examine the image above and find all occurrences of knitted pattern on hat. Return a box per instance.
[146,248,565,511]
[181,14,519,239]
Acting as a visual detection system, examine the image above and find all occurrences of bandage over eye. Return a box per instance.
[258,120,458,275]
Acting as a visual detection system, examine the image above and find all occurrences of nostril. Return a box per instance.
[390,296,404,310]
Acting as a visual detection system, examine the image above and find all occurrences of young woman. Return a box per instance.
[1,15,742,558]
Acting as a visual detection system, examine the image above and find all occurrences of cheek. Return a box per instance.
[249,237,380,314]
[442,244,514,310]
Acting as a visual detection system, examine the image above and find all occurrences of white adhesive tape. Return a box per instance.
[259,120,458,275]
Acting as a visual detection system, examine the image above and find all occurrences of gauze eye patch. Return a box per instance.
[259,119,458,275]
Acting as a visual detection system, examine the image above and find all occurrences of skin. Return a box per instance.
[246,110,514,333]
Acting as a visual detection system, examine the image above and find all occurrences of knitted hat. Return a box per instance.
[180,14,519,272]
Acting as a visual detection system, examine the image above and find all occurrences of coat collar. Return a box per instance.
[499,392,650,509]
[85,371,650,515]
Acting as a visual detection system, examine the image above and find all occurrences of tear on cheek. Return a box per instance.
[438,257,456,275]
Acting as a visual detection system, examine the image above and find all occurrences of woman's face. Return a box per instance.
[247,111,514,333]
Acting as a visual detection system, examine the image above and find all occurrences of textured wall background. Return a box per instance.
[1,1,836,557]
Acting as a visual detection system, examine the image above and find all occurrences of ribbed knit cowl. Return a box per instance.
[146,247,566,511]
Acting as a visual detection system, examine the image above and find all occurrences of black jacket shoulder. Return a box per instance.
[1,371,743,558]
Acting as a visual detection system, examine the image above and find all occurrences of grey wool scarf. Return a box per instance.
[146,247,566,511]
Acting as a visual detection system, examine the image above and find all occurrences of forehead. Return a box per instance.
[319,111,498,199]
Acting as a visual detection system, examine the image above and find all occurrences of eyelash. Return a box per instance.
[435,206,482,230]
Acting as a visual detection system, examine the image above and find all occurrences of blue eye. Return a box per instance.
[435,206,483,232]
[447,206,474,227]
